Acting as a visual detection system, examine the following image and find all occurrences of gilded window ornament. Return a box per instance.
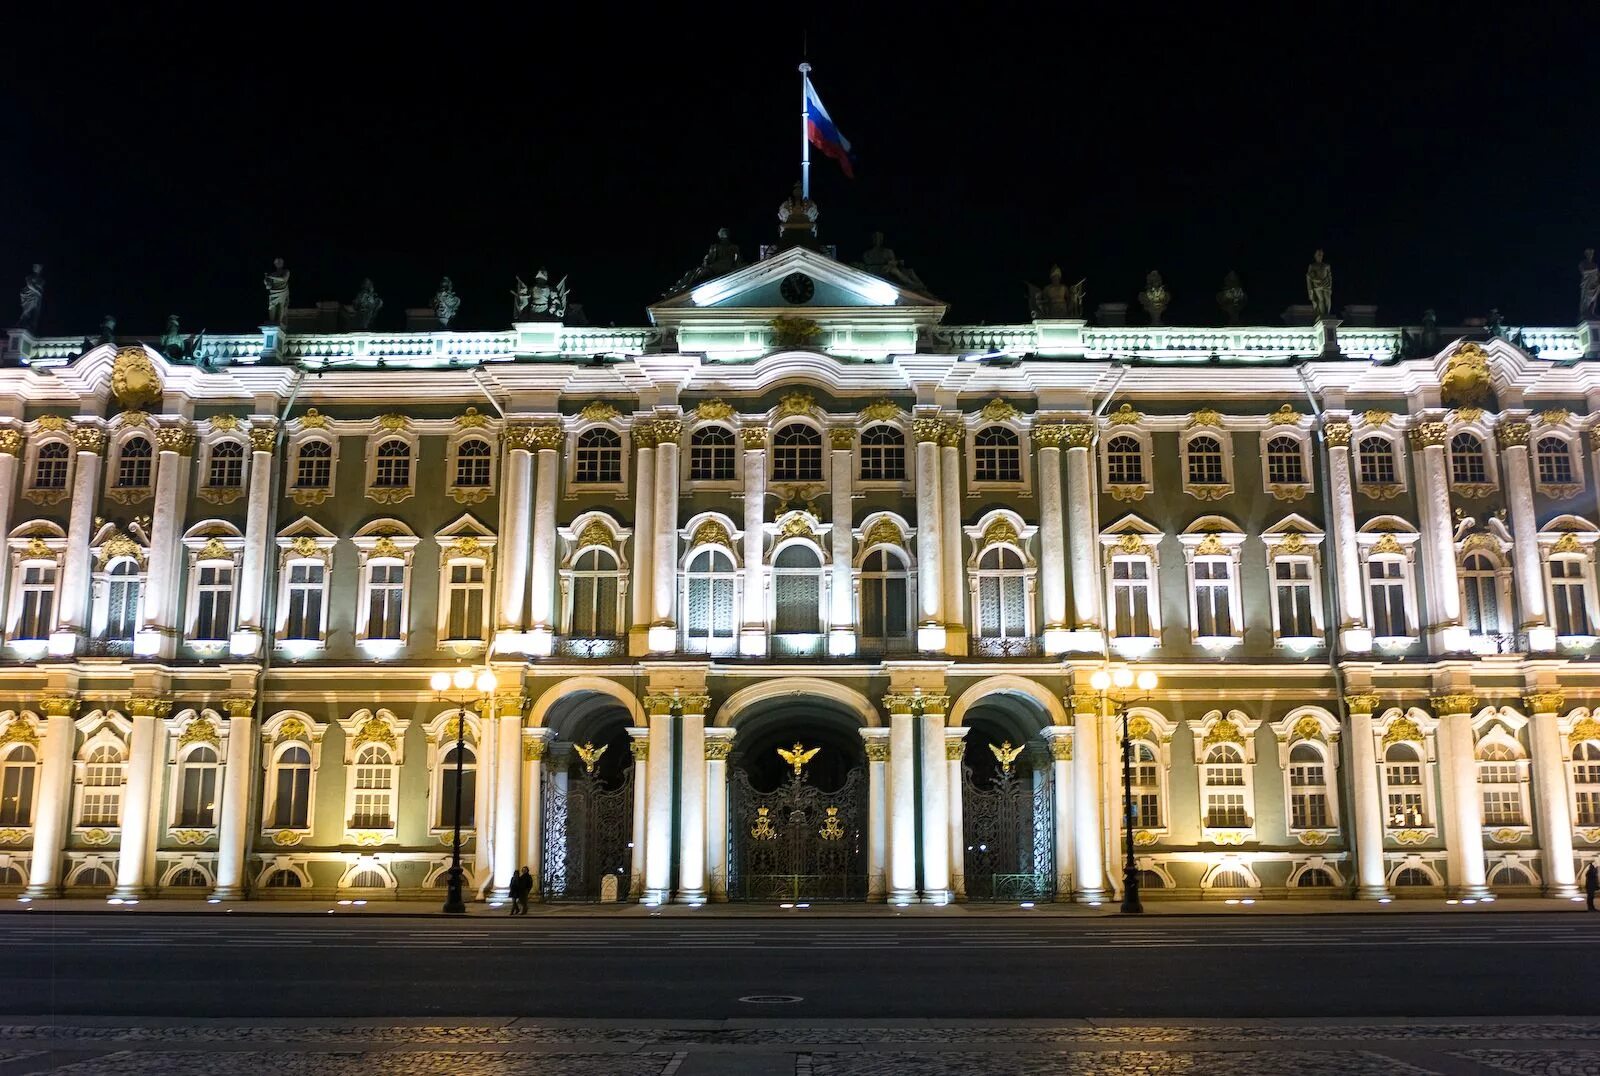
[1460,533,1501,555]
[1115,533,1153,557]
[1344,694,1381,714]
[1126,715,1154,741]
[1441,341,1494,408]
[1552,532,1585,554]
[1391,829,1428,845]
[1453,406,1485,425]
[118,410,152,429]
[110,346,163,410]
[1203,719,1246,749]
[443,535,492,562]
[170,828,210,845]
[369,536,405,560]
[578,401,621,423]
[0,829,27,845]
[778,514,821,542]
[1296,830,1329,846]
[1107,403,1142,425]
[298,408,330,429]
[23,537,52,559]
[690,520,733,550]
[1539,409,1572,427]
[196,537,232,561]
[1522,692,1564,715]
[376,413,409,432]
[1268,404,1301,425]
[288,536,326,560]
[1567,716,1600,748]
[775,391,816,418]
[1381,716,1423,746]
[1496,422,1531,449]
[1363,410,1394,427]
[1133,830,1158,846]
[741,427,768,450]
[862,517,905,549]
[829,428,855,450]
[977,398,1020,423]
[982,517,1021,548]
[1271,531,1309,555]
[0,720,39,747]
[858,400,901,423]
[1108,485,1148,502]
[97,531,146,568]
[1190,408,1224,427]
[178,721,221,748]
[693,398,736,422]
[1292,716,1324,742]
[1268,483,1310,503]
[35,415,72,433]
[574,521,615,552]
[1193,532,1228,556]
[209,414,243,432]
[275,717,310,743]
[455,406,490,429]
[1362,483,1404,501]
[81,828,114,845]
[1488,827,1523,845]
[351,716,397,750]
[1370,532,1404,555]
[1322,421,1352,447]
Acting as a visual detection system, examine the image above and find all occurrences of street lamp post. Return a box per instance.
[430,666,498,915]
[1090,665,1159,915]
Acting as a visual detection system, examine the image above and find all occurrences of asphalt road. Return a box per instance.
[3,912,1597,1020]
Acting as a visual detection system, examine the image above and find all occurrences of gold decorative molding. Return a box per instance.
[1202,719,1246,749]
[455,406,490,429]
[862,517,905,549]
[1523,692,1565,715]
[574,521,615,552]
[23,537,53,559]
[39,696,78,719]
[35,415,72,433]
[289,488,331,507]
[1344,693,1381,714]
[1268,404,1301,425]
[1453,406,1485,425]
[297,408,330,429]
[677,693,712,716]
[912,418,943,444]
[881,693,917,715]
[0,720,39,747]
[1133,829,1158,846]
[368,536,405,560]
[1108,484,1148,502]
[155,426,196,456]
[775,391,816,418]
[126,697,173,719]
[376,413,409,432]
[741,427,768,450]
[578,401,621,423]
[1193,532,1229,557]
[1495,422,1531,448]
[1186,483,1233,501]
[705,739,733,761]
[270,829,303,846]
[287,535,327,561]
[1363,410,1394,427]
[1115,532,1153,557]
[528,425,564,451]
[1568,717,1600,748]
[171,828,210,846]
[770,316,822,349]
[690,519,733,550]
[1552,532,1585,555]
[1361,483,1404,501]
[1322,421,1351,447]
[1107,403,1142,425]
[859,400,901,423]
[778,514,821,542]
[1371,532,1405,556]
[441,535,492,564]
[1190,408,1224,428]
[1126,715,1154,741]
[1268,483,1311,503]
[693,398,736,422]
[631,422,659,450]
[977,398,1020,423]
[351,716,397,750]
[1408,421,1448,448]
[1270,531,1309,555]
[275,717,310,742]
[829,428,855,450]
[177,721,221,748]
[1488,827,1523,845]
[1580,828,1600,844]
[1541,482,1583,501]
[1538,409,1572,427]
[1382,716,1424,746]
[1208,829,1248,846]
[1391,829,1429,846]
[982,518,1021,548]
[1032,424,1071,448]
[111,346,163,409]
[197,487,244,506]
[494,692,525,716]
[1441,341,1493,408]
[1296,830,1329,846]
[0,828,27,845]
[1292,716,1324,743]
[80,827,114,846]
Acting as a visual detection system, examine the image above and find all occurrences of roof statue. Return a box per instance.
[16,263,43,332]
[158,315,204,362]
[1138,270,1170,326]
[510,276,531,320]
[1026,265,1085,319]
[1216,271,1247,325]
[524,268,569,321]
[1581,248,1599,320]
[858,232,925,291]
[668,228,743,295]
[351,278,383,330]
[432,277,460,328]
[1306,248,1333,319]
[77,314,116,355]
[263,257,290,328]
[777,182,819,239]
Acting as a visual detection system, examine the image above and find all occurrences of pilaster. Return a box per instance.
[1525,688,1578,896]
[1343,692,1391,899]
[525,423,563,656]
[50,424,105,655]
[1433,691,1489,898]
[210,696,256,900]
[24,695,79,898]
[112,696,172,900]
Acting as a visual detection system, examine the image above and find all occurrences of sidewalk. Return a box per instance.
[1,894,1589,917]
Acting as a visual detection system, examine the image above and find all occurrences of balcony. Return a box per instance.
[970,636,1044,659]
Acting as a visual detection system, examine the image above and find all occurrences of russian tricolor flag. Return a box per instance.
[805,78,856,179]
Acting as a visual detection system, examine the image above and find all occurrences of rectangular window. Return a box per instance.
[1576,791,1600,827]
[273,766,311,829]
[194,564,234,642]
[285,562,326,642]
[1274,559,1315,638]
[1552,559,1592,636]
[1112,557,1153,638]
[445,563,485,641]
[1368,559,1409,637]
[0,763,34,826]
[1192,559,1232,637]
[1205,793,1248,828]
[80,789,120,826]
[17,564,56,641]
[178,766,217,828]
[1481,788,1523,826]
[1290,791,1329,829]
[366,564,406,641]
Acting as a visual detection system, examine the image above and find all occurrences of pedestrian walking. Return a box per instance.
[510,866,532,916]
[1585,862,1598,912]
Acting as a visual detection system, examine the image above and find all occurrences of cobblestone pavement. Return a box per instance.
[5,1023,1600,1074]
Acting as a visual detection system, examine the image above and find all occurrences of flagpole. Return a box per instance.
[799,62,812,198]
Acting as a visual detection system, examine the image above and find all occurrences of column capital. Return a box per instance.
[248,424,278,452]
[1430,693,1479,717]
[0,428,21,455]
[627,727,650,760]
[642,693,676,716]
[652,418,682,443]
[938,421,964,448]
[1408,421,1449,448]
[222,697,255,720]
[1041,726,1074,761]
[859,727,890,762]
[705,729,735,760]
[912,418,943,444]
[1061,423,1096,449]
[494,691,526,716]
[1524,691,1565,715]
[156,424,196,455]
[1031,424,1072,449]
[1067,692,1101,716]
[504,424,540,452]
[126,695,173,719]
[522,728,554,761]
[829,427,855,450]
[1344,693,1382,715]
[1497,421,1532,449]
[943,727,968,760]
[71,426,106,454]
[1323,420,1352,447]
[38,695,79,718]
[528,424,564,451]
[677,693,711,717]
[741,426,768,450]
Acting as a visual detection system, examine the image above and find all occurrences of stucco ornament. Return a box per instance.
[1441,341,1494,408]
[111,347,162,410]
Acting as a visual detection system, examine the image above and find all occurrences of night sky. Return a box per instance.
[3,5,1597,338]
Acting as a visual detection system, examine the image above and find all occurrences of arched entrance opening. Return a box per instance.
[539,691,637,902]
[726,699,869,902]
[957,692,1056,902]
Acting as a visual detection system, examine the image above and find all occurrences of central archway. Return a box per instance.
[537,687,639,902]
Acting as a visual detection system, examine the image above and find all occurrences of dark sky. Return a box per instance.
[3,4,1597,337]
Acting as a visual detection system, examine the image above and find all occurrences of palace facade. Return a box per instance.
[3,239,1600,906]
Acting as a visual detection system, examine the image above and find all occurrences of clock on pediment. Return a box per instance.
[780,272,815,305]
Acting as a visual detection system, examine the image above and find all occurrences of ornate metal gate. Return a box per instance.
[729,766,867,901]
[542,764,634,901]
[962,757,1053,901]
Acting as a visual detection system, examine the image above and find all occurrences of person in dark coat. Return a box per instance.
[1585,862,1599,912]
[510,866,532,915]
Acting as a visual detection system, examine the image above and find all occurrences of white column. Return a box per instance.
[1070,698,1106,901]
[912,420,945,651]
[829,430,855,656]
[649,419,682,653]
[676,700,707,903]
[0,432,20,620]
[112,701,168,900]
[491,700,524,899]
[945,727,968,900]
[1500,422,1552,648]
[939,425,965,653]
[136,425,193,658]
[626,728,649,898]
[1345,696,1391,899]
[1412,422,1465,650]
[861,728,889,900]
[705,728,734,900]
[886,703,918,902]
[496,428,535,651]
[629,429,656,655]
[1062,424,1102,647]
[51,427,105,654]
[642,700,675,902]
[525,426,562,656]
[231,425,276,657]
[1527,692,1578,896]
[521,727,552,899]
[1042,727,1075,899]
[25,703,77,898]
[1035,427,1069,652]
[1437,696,1489,898]
[210,700,255,900]
[1323,420,1369,650]
[917,706,953,903]
[739,430,767,656]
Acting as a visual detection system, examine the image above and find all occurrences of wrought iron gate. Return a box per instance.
[729,768,867,901]
[542,767,634,901]
[962,762,1053,901]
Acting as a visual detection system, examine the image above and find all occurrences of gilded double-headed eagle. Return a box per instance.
[990,740,1024,776]
[575,741,608,774]
[777,742,820,778]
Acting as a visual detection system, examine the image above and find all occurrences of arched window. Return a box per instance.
[1461,552,1501,636]
[116,436,153,488]
[350,745,396,829]
[575,428,622,484]
[1210,868,1252,889]
[176,746,219,828]
[194,560,235,643]
[1573,741,1600,827]
[166,867,208,888]
[1537,436,1575,486]
[1477,740,1525,826]
[74,865,114,888]
[105,560,142,641]
[1138,869,1167,890]
[32,442,69,490]
[16,562,57,641]
[1383,742,1426,827]
[454,439,492,488]
[1265,435,1305,485]
[974,426,1021,483]
[974,546,1028,640]
[295,440,332,489]
[1296,867,1335,888]
[773,544,823,635]
[270,744,312,829]
[373,439,411,488]
[349,868,388,889]
[1489,862,1537,887]
[1394,866,1435,887]
[1130,741,1161,827]
[1105,435,1144,485]
[1186,435,1225,485]
[1357,436,1397,486]
[1450,432,1488,485]
[439,744,476,829]
[1201,744,1249,828]
[80,745,124,827]
[1550,556,1593,636]
[859,548,910,648]
[1288,742,1329,829]
[684,548,736,650]
[0,744,37,826]
[859,425,906,482]
[772,424,822,482]
[569,548,622,638]
[689,426,735,482]
[264,868,303,889]
[207,441,245,488]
